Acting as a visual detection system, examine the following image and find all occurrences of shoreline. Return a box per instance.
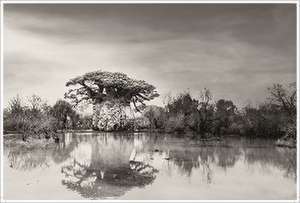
[3,130,297,148]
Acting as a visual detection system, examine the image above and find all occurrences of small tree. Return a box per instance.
[267,83,296,117]
[52,100,78,130]
[164,92,198,133]
[196,88,215,135]
[143,105,165,130]
[214,99,237,135]
[267,83,296,140]
[4,95,25,132]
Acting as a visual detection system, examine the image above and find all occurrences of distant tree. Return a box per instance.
[8,95,24,117]
[166,92,198,116]
[52,100,78,130]
[214,99,237,135]
[165,92,198,133]
[196,88,215,135]
[143,105,165,129]
[3,95,25,132]
[267,83,296,140]
[240,103,286,138]
[27,95,44,114]
[267,83,296,117]
[164,89,215,136]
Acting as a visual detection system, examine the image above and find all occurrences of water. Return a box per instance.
[3,132,297,200]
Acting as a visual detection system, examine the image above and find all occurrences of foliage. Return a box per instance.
[239,104,285,138]
[164,92,197,133]
[195,88,215,134]
[268,83,296,140]
[238,83,296,140]
[65,70,159,112]
[3,96,24,132]
[77,115,93,129]
[165,113,186,133]
[166,92,198,116]
[4,95,58,141]
[52,99,79,130]
[163,90,215,136]
[143,105,166,129]
[213,99,237,135]
[145,83,296,140]
[267,83,296,117]
[4,81,296,141]
[132,117,151,131]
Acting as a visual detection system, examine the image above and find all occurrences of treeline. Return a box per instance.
[3,83,296,141]
[3,95,92,141]
[141,83,296,140]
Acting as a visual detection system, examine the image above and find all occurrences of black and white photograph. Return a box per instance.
[0,1,298,201]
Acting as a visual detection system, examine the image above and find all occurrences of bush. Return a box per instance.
[164,90,215,136]
[143,105,166,129]
[133,117,151,130]
[52,99,79,130]
[4,95,58,141]
[238,104,287,138]
[77,115,93,129]
[165,113,185,133]
[21,113,58,141]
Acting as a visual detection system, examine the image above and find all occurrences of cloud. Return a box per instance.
[3,4,296,109]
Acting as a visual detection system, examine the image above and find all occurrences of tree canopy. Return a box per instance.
[52,100,78,129]
[267,83,296,117]
[65,70,159,111]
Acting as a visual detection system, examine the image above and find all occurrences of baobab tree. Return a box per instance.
[65,70,159,131]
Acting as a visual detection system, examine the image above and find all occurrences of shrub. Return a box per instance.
[4,95,59,141]
[143,105,166,129]
[165,113,185,133]
[133,117,151,130]
[21,113,58,141]
[51,99,79,130]
[77,115,93,129]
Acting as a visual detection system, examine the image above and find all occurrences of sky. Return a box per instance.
[3,4,297,110]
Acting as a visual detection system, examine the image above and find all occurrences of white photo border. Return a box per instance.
[0,1,298,202]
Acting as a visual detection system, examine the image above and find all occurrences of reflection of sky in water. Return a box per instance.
[124,159,295,200]
[71,142,91,166]
[3,133,297,200]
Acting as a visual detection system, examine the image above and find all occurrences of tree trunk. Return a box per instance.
[92,99,134,131]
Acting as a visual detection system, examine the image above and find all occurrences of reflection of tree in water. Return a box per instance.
[216,149,240,169]
[7,147,51,170]
[51,133,80,164]
[5,133,82,170]
[4,133,296,195]
[4,138,55,170]
[161,137,295,183]
[243,146,296,180]
[60,133,158,199]
[168,145,241,183]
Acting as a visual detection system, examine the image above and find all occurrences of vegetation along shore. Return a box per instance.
[3,70,296,147]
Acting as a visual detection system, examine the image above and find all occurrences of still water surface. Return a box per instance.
[3,132,297,200]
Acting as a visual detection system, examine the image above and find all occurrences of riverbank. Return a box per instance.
[3,130,297,149]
